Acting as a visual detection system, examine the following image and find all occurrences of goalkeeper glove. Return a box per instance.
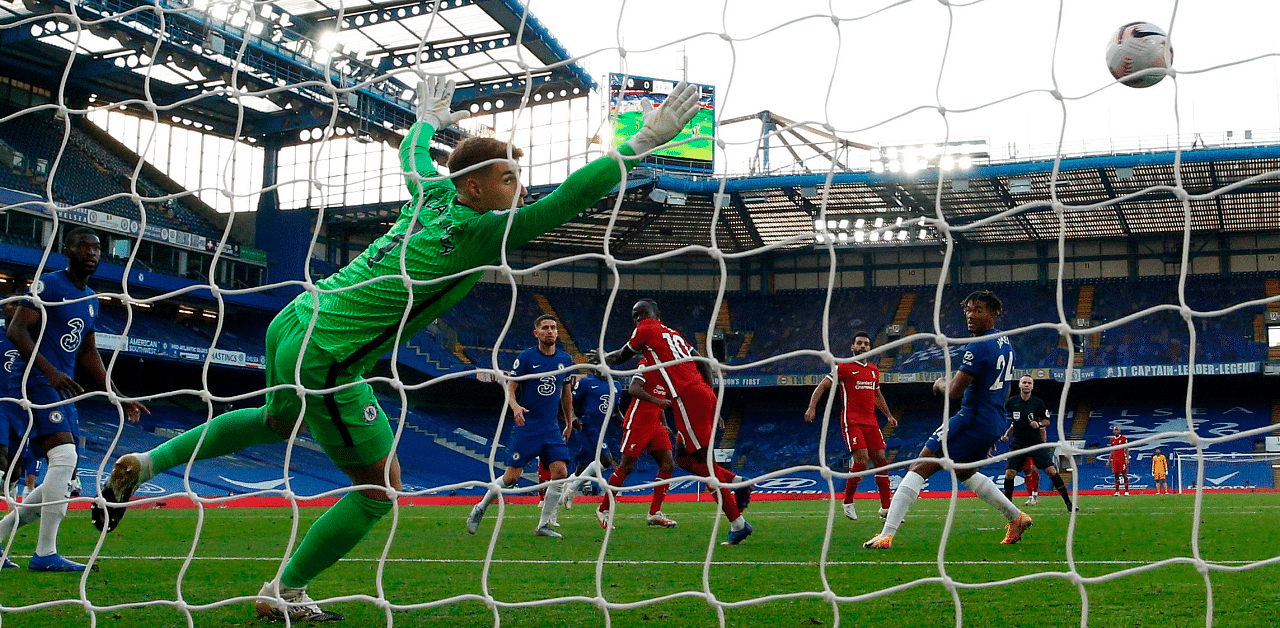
[415,75,469,129]
[624,81,701,156]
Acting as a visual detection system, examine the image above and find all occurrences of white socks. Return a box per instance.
[882,471,925,536]
[35,443,76,557]
[565,461,601,495]
[730,516,746,532]
[538,484,562,529]
[477,476,517,512]
[963,473,1022,521]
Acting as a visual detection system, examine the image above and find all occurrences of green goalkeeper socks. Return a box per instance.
[281,491,393,588]
[149,406,282,473]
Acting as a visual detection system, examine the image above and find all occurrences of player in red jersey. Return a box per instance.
[602,299,753,545]
[1109,425,1130,496]
[804,331,897,521]
[595,355,679,529]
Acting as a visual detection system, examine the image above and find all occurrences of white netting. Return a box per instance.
[0,0,1278,626]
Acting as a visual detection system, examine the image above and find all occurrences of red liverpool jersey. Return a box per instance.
[626,318,705,398]
[1109,434,1129,459]
[633,355,671,400]
[834,360,880,427]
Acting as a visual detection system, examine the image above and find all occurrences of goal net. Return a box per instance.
[0,0,1278,626]
[1175,451,1280,494]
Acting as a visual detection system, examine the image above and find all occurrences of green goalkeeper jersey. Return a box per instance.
[289,121,638,372]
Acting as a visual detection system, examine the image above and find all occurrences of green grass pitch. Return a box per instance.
[2,493,1277,627]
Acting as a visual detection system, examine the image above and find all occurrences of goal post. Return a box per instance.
[1175,451,1280,495]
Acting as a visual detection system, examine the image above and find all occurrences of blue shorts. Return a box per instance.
[21,445,40,477]
[505,427,571,469]
[923,410,1001,464]
[0,398,22,451]
[570,426,611,467]
[22,383,79,453]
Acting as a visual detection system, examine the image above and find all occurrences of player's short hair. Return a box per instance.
[448,138,523,181]
[852,330,872,343]
[63,226,98,247]
[961,289,1002,315]
[533,314,557,328]
[633,299,660,321]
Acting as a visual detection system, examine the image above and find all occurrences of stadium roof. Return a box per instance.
[513,144,1280,257]
[0,0,593,146]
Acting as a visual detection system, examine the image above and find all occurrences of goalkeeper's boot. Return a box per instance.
[1,556,18,569]
[734,483,752,512]
[255,581,344,622]
[863,533,894,549]
[1001,512,1034,545]
[29,553,91,572]
[534,524,563,539]
[466,505,485,535]
[646,511,678,528]
[595,508,615,530]
[842,502,858,520]
[92,453,148,532]
[721,521,753,546]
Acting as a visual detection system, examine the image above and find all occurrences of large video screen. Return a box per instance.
[609,73,715,167]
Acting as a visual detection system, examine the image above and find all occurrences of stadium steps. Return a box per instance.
[719,409,743,449]
[715,300,733,335]
[533,293,585,362]
[403,421,536,483]
[880,292,917,370]
[880,410,901,439]
[736,331,755,359]
[1069,401,1091,441]
[1067,285,1097,367]
[403,337,447,371]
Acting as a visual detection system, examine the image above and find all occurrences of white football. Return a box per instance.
[1105,22,1173,88]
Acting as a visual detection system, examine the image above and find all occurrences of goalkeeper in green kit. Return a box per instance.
[90,75,701,622]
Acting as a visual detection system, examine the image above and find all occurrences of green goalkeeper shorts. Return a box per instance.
[263,306,394,468]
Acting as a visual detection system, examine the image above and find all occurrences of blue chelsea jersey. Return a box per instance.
[18,270,96,383]
[510,347,573,432]
[958,329,1016,431]
[0,321,14,396]
[573,374,618,431]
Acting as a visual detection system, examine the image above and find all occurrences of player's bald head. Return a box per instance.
[632,299,660,323]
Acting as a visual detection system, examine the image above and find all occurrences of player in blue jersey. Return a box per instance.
[864,290,1033,549]
[468,314,575,538]
[0,300,22,487]
[559,372,619,507]
[0,228,146,571]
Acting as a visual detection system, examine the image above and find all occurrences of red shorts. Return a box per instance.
[1111,458,1128,473]
[619,400,671,458]
[842,422,886,453]
[1023,458,1037,473]
[671,384,717,453]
